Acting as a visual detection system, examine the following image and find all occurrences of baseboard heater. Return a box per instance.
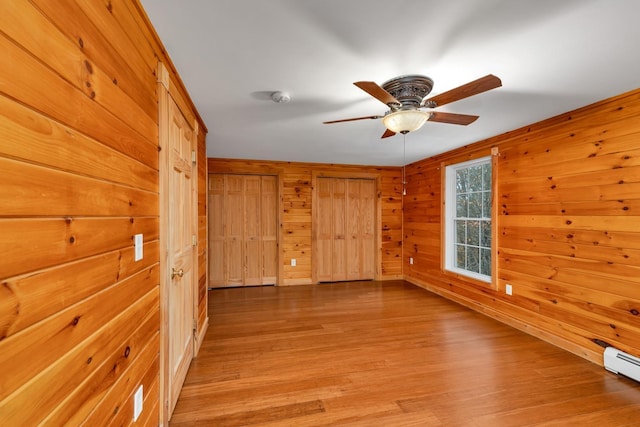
[604,347,640,383]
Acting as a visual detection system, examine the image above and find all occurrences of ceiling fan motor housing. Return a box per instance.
[382,75,434,110]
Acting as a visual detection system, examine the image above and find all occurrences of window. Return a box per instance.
[444,156,492,283]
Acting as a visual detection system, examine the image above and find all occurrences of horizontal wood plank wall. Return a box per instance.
[404,88,640,366]
[130,0,210,364]
[0,1,206,425]
[207,159,403,285]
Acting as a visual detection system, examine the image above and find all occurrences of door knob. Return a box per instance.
[171,267,184,279]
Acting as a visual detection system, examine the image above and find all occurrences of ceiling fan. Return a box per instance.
[324,74,502,138]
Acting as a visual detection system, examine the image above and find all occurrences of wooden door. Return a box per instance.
[166,97,196,415]
[208,174,277,287]
[332,179,348,281]
[261,176,278,284]
[208,175,225,285]
[244,176,263,285]
[315,177,376,282]
[225,175,245,286]
[359,179,376,279]
[316,178,334,282]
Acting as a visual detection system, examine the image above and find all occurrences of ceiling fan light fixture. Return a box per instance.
[382,110,431,134]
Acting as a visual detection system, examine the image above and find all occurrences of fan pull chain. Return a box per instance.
[401,133,405,276]
[402,133,407,196]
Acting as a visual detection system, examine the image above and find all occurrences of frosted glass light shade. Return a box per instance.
[382,110,431,133]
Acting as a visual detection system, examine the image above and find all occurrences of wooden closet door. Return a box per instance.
[244,176,262,285]
[316,178,333,282]
[208,175,225,286]
[315,177,375,282]
[332,179,347,281]
[225,175,245,286]
[360,179,376,279]
[208,174,277,287]
[261,176,278,284]
[346,179,361,280]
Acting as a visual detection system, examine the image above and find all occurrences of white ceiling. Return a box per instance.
[140,0,640,166]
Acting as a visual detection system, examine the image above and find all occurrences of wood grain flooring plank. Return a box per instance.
[169,281,640,426]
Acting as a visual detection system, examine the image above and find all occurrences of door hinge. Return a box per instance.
[193,319,197,337]
[192,235,197,246]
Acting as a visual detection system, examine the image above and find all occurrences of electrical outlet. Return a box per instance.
[409,257,414,265]
[133,385,143,421]
[505,284,513,296]
[291,258,296,267]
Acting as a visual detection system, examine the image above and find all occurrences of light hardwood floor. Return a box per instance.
[169,281,640,426]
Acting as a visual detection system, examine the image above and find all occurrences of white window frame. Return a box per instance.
[444,156,493,283]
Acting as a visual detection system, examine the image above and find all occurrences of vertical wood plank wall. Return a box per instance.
[404,89,640,365]
[207,159,403,285]
[0,1,207,425]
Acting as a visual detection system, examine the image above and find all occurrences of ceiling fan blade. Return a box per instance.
[424,74,502,107]
[428,112,479,125]
[354,81,401,107]
[381,129,396,139]
[323,115,382,124]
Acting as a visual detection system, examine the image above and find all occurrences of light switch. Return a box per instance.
[133,384,143,421]
[291,258,296,267]
[134,234,143,261]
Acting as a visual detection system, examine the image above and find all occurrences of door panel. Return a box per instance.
[226,176,244,286]
[316,178,333,282]
[167,97,195,415]
[346,179,361,280]
[332,179,347,281]
[361,179,376,279]
[261,176,278,284]
[315,177,376,282]
[244,176,262,285]
[209,174,277,287]
[208,175,225,286]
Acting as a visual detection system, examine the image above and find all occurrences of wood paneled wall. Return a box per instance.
[207,159,403,285]
[196,126,208,348]
[0,1,206,424]
[404,88,640,365]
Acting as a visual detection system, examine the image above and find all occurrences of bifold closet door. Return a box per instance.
[316,177,375,282]
[208,174,277,287]
[225,175,245,285]
[348,178,376,280]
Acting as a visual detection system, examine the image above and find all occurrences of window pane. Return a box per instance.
[482,191,491,218]
[456,169,468,192]
[447,157,492,282]
[482,162,492,191]
[468,192,482,218]
[456,244,466,269]
[481,220,492,247]
[456,194,468,217]
[455,220,466,244]
[467,246,480,273]
[467,220,480,246]
[469,165,483,191]
[481,248,491,276]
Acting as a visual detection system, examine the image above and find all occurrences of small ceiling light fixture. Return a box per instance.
[271,91,291,103]
[382,110,432,134]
